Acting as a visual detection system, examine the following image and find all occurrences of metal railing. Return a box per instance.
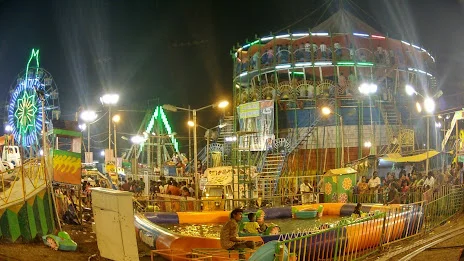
[274,187,464,260]
[0,158,46,207]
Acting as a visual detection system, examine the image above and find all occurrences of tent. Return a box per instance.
[380,150,440,163]
[323,167,357,203]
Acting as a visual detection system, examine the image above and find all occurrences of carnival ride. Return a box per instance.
[231,7,437,200]
[125,105,182,175]
[0,49,61,243]
[135,203,423,260]
[5,49,60,155]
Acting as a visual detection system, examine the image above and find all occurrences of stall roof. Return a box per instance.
[380,150,440,163]
[325,167,357,176]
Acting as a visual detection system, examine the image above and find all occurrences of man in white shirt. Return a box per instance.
[320,42,327,59]
[423,171,435,188]
[300,179,313,204]
[368,171,381,202]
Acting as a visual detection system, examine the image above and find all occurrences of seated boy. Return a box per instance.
[243,213,262,234]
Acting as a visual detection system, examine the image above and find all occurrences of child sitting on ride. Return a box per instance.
[352,203,362,218]
[242,213,262,234]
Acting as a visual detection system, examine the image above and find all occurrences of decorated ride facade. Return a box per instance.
[231,10,437,187]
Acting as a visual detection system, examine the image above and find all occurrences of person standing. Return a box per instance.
[368,171,381,202]
[300,179,313,204]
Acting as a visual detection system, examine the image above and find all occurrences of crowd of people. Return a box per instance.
[354,164,462,204]
[120,176,196,198]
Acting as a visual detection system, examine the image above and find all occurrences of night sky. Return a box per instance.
[0,0,463,154]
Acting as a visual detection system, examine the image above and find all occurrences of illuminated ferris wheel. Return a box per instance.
[5,49,60,148]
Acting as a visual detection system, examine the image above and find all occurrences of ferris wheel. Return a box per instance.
[5,49,60,148]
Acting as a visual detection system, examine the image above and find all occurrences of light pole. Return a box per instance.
[112,114,121,159]
[321,106,345,167]
[100,93,119,155]
[188,121,227,168]
[406,84,436,175]
[80,110,98,153]
[130,135,145,178]
[359,82,377,155]
[163,100,229,199]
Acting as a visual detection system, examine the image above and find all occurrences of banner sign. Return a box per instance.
[237,100,274,151]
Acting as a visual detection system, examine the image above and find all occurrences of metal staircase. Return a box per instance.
[256,99,335,198]
[379,100,402,154]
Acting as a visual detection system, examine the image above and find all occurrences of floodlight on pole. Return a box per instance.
[131,135,145,145]
[80,110,98,153]
[424,97,436,114]
[320,106,344,167]
[217,100,229,108]
[364,141,372,148]
[112,114,121,123]
[321,106,332,116]
[435,122,442,128]
[5,124,13,133]
[358,82,377,95]
[416,102,422,113]
[187,120,195,127]
[405,84,416,96]
[78,123,87,131]
[100,93,119,154]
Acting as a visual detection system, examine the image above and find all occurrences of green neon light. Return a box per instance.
[144,106,179,152]
[337,61,355,66]
[25,49,40,81]
[356,62,374,66]
[14,90,38,136]
[291,72,305,75]
[250,40,260,46]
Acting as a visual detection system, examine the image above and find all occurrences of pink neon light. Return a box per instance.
[371,35,386,39]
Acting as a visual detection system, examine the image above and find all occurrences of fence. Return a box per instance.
[274,186,464,260]
[0,158,46,208]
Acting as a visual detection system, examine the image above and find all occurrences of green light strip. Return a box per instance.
[25,49,40,82]
[144,106,179,152]
[337,61,355,66]
[291,72,305,75]
[356,62,374,66]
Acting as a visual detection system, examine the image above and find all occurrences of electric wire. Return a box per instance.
[274,0,332,34]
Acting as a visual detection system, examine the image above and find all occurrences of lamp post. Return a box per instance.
[80,110,98,153]
[100,93,119,154]
[359,83,377,155]
[188,121,227,168]
[321,106,345,167]
[112,114,121,159]
[130,135,145,178]
[163,100,229,199]
[406,85,436,175]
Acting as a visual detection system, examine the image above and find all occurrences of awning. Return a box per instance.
[325,167,357,176]
[380,150,440,163]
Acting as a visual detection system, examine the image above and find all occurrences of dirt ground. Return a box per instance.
[373,213,464,261]
[0,223,156,261]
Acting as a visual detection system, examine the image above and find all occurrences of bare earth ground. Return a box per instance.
[372,213,464,261]
[0,223,156,261]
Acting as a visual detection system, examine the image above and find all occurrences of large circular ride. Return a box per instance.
[6,49,60,147]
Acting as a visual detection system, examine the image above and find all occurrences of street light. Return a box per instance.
[163,100,229,199]
[78,123,87,131]
[112,114,121,158]
[188,122,227,168]
[321,106,345,167]
[100,93,119,154]
[359,82,377,155]
[407,84,436,175]
[80,110,98,153]
[5,124,12,133]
